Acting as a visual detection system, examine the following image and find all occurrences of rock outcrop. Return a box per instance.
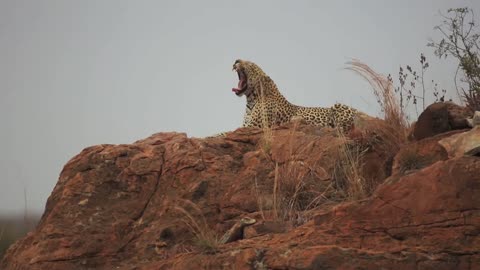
[466,111,480,127]
[439,126,480,158]
[2,118,479,270]
[413,102,472,140]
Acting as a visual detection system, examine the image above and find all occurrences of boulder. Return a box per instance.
[467,111,480,127]
[439,126,480,158]
[412,102,472,140]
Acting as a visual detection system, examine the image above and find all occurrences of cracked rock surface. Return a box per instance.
[1,122,479,270]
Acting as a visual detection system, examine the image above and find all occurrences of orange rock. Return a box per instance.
[2,122,478,270]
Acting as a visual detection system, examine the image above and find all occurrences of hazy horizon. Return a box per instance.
[1,0,479,215]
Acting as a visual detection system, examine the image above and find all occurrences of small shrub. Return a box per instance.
[193,237,218,254]
[396,146,433,174]
[388,54,447,116]
[428,7,480,111]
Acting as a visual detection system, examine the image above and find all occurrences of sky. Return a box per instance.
[1,0,479,215]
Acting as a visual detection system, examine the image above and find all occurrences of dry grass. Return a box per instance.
[346,60,410,153]
[252,60,413,224]
[271,160,338,225]
[255,162,327,226]
[338,60,414,198]
[332,128,369,200]
[396,145,433,174]
[174,200,219,254]
[254,176,267,221]
[329,60,415,200]
[259,81,274,153]
[254,124,340,226]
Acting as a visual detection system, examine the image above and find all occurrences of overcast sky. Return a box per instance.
[1,0,479,215]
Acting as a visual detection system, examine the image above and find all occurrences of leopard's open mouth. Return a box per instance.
[232,68,247,96]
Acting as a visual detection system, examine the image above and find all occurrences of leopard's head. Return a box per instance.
[231,59,268,97]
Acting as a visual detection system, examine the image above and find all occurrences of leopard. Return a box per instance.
[231,59,358,130]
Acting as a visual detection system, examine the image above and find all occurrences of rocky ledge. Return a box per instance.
[2,104,479,270]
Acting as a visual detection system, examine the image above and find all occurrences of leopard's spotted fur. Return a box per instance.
[232,59,357,130]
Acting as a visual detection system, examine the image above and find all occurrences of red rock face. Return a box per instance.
[2,122,479,270]
[391,130,460,175]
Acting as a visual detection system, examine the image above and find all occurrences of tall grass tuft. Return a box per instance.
[254,124,340,226]
[332,128,368,200]
[346,60,410,153]
[259,81,274,153]
[174,200,219,254]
